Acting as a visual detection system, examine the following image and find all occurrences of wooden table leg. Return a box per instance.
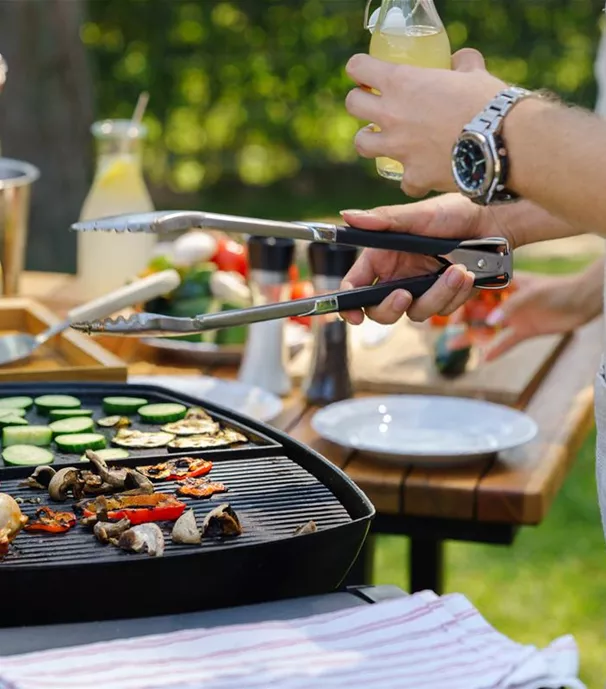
[342,533,376,587]
[409,536,444,594]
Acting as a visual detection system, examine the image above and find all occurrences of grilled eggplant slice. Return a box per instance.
[112,429,175,449]
[167,429,247,451]
[118,523,165,557]
[171,509,201,545]
[177,477,227,499]
[201,503,242,538]
[161,418,220,436]
[0,493,28,556]
[185,407,213,421]
[96,416,131,429]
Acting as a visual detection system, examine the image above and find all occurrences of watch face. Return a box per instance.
[453,136,488,195]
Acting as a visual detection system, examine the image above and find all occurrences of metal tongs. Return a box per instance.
[68,210,513,337]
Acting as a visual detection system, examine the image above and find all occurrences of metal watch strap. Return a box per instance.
[464,86,533,138]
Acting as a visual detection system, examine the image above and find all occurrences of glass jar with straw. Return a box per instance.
[77,92,157,299]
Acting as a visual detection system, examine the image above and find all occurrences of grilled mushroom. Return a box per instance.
[86,450,153,495]
[118,523,165,557]
[19,465,56,490]
[171,509,201,545]
[293,520,317,536]
[48,467,81,502]
[0,493,28,556]
[94,518,131,545]
[200,503,242,539]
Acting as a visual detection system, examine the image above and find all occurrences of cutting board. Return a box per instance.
[0,298,127,383]
[288,320,570,408]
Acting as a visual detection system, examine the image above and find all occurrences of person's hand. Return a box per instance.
[482,270,603,361]
[345,48,506,197]
[340,193,515,325]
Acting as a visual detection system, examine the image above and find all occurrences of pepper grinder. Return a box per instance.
[237,235,295,397]
[303,242,358,406]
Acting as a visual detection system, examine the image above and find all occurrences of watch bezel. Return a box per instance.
[451,131,502,203]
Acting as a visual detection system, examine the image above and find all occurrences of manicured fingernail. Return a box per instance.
[446,265,466,289]
[339,209,369,216]
[393,290,412,312]
[486,307,504,327]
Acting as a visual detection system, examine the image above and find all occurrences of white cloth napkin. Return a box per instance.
[0,591,584,689]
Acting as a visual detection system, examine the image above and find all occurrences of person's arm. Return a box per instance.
[503,99,606,239]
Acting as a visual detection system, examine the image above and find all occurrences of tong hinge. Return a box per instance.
[446,238,512,287]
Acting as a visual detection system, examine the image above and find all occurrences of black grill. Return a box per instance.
[0,383,374,627]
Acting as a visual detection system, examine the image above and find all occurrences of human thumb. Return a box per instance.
[452,48,487,73]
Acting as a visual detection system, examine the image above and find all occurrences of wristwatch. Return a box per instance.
[451,86,534,205]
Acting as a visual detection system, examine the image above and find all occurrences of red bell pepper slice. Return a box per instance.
[82,493,186,525]
[137,458,213,482]
[24,507,77,534]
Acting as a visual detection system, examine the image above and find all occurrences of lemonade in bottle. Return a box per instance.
[77,119,157,299]
[366,0,452,181]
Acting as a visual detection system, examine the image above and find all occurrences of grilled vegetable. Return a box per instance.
[177,477,227,499]
[2,445,54,467]
[93,518,131,545]
[167,429,247,451]
[35,395,81,414]
[48,467,81,502]
[3,425,52,447]
[185,407,212,420]
[23,506,76,534]
[0,416,28,428]
[137,457,213,482]
[294,520,317,536]
[96,416,131,429]
[80,448,129,462]
[112,429,174,449]
[201,503,242,538]
[138,403,187,424]
[0,493,28,555]
[0,408,26,418]
[49,409,94,420]
[85,450,153,495]
[161,417,219,436]
[81,493,186,525]
[102,396,148,415]
[118,523,165,557]
[0,396,33,410]
[54,433,107,453]
[171,509,201,545]
[49,417,94,437]
[20,466,56,490]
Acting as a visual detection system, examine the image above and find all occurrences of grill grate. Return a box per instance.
[1,455,353,568]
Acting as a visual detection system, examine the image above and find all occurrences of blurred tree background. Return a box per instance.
[1,0,604,270]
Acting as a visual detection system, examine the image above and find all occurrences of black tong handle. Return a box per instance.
[335,226,462,255]
[336,273,443,312]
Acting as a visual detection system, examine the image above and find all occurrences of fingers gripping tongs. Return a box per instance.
[68,211,513,337]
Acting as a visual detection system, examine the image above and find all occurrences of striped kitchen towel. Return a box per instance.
[0,590,585,689]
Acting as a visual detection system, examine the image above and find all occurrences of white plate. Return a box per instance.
[128,375,283,423]
[311,395,538,466]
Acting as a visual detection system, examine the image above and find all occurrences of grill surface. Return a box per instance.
[0,382,374,627]
[0,385,275,469]
[2,454,352,567]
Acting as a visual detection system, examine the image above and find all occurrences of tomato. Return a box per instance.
[212,238,248,277]
[289,280,314,327]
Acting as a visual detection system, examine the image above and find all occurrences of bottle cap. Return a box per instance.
[247,236,295,274]
[308,242,358,278]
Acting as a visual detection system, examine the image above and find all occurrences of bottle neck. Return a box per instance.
[93,136,145,170]
[375,0,443,30]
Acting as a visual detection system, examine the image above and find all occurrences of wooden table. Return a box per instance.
[21,272,603,593]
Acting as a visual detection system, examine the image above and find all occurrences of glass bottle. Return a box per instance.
[365,0,452,181]
[303,243,358,406]
[77,119,157,299]
[237,236,295,397]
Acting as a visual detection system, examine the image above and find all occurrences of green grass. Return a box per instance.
[373,254,603,686]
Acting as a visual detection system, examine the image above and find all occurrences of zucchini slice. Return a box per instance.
[138,403,187,424]
[167,429,247,451]
[112,429,174,449]
[54,433,107,453]
[49,417,95,437]
[35,395,81,414]
[102,397,148,415]
[0,396,33,410]
[3,425,52,447]
[3,445,54,466]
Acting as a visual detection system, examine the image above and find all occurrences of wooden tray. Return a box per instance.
[289,319,570,408]
[0,298,127,382]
